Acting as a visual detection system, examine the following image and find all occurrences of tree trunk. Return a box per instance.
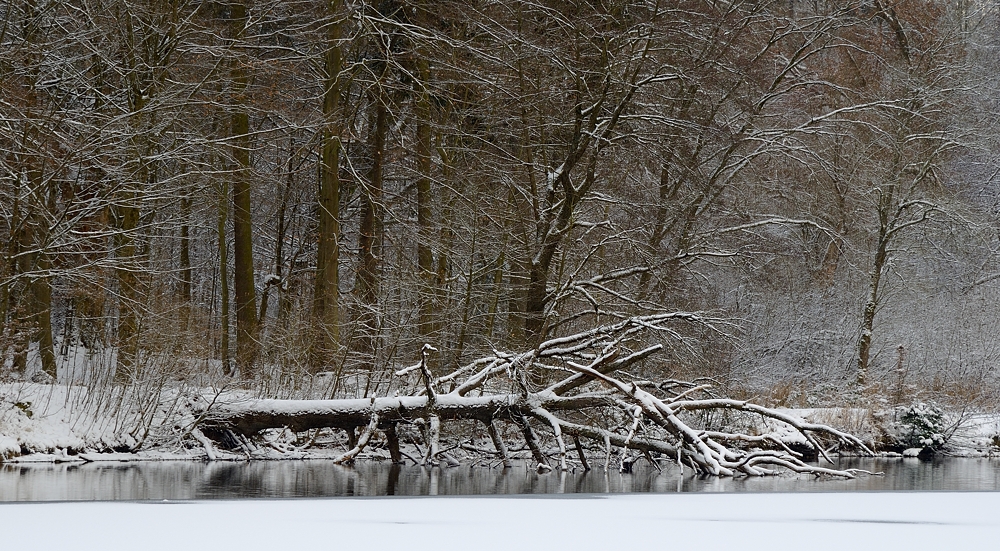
[312,0,345,373]
[113,189,141,383]
[857,178,897,386]
[31,252,56,379]
[17,195,57,379]
[415,40,435,345]
[0,182,19,366]
[258,145,294,333]
[179,195,192,331]
[523,116,603,344]
[0,271,8,367]
[487,420,512,468]
[637,165,677,296]
[229,0,258,377]
[857,223,890,386]
[354,73,387,372]
[218,179,232,376]
[386,424,402,464]
[9,190,27,374]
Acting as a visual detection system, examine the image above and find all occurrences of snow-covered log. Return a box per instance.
[195,314,873,477]
[198,394,611,435]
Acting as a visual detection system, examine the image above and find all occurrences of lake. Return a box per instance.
[3,457,1000,501]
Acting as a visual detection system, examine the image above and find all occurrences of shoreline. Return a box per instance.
[6,446,1000,466]
[4,381,1000,465]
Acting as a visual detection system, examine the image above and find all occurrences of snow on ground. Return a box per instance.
[0,492,997,550]
[0,383,118,459]
[946,413,1000,456]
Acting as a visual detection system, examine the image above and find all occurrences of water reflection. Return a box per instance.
[2,457,1000,501]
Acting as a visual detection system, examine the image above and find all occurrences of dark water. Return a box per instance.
[2,457,1000,501]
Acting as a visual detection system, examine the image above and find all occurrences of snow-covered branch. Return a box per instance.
[196,315,872,477]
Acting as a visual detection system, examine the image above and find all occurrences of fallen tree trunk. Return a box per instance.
[198,394,612,435]
[195,313,874,477]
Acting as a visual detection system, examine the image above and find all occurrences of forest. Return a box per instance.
[2,0,1000,470]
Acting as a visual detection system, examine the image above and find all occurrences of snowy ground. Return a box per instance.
[1,492,997,550]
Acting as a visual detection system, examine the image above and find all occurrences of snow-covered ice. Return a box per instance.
[1,492,997,550]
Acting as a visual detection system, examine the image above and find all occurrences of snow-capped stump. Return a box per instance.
[195,314,874,476]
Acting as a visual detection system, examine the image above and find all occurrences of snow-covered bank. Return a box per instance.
[0,383,136,459]
[774,407,1000,457]
[4,380,1000,463]
[1,492,997,550]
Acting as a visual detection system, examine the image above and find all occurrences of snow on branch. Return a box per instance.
[195,313,872,477]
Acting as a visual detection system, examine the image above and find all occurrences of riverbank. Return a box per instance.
[3,381,1000,463]
[1,491,997,549]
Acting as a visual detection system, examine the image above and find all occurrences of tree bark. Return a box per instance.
[573,435,591,471]
[16,198,57,379]
[258,147,294,333]
[12,170,56,379]
[179,195,192,331]
[386,423,403,464]
[353,9,388,373]
[113,192,141,383]
[856,189,893,386]
[312,0,345,373]
[415,26,436,344]
[218,179,232,376]
[229,0,258,377]
[487,419,512,468]
[31,250,56,379]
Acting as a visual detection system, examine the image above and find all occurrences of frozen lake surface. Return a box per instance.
[1,491,998,550]
[4,457,1000,500]
[3,459,1000,549]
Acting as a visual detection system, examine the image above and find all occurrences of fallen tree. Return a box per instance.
[196,313,873,476]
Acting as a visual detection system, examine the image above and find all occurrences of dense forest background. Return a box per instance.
[3,0,1000,408]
